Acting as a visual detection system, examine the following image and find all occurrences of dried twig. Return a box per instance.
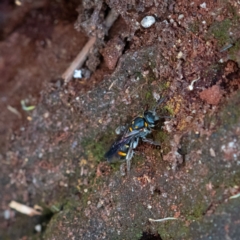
[229,193,240,199]
[7,105,21,118]
[149,217,177,222]
[9,201,42,216]
[62,9,119,83]
[188,77,200,91]
[62,36,96,83]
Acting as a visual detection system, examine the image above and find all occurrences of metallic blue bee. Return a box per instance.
[105,97,166,172]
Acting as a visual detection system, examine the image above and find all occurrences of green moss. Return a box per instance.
[82,138,104,163]
[158,221,190,239]
[135,232,143,239]
[82,129,116,163]
[229,40,240,61]
[163,104,174,116]
[188,21,200,34]
[153,130,171,155]
[49,203,62,213]
[145,91,152,101]
[158,225,171,239]
[189,202,206,220]
[207,19,232,47]
[109,161,123,172]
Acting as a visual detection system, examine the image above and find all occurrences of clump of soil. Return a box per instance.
[100,36,125,70]
[199,85,223,105]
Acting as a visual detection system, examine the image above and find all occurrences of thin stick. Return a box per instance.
[229,193,240,199]
[9,201,42,216]
[149,217,177,222]
[62,36,96,83]
[7,105,21,118]
[62,9,119,83]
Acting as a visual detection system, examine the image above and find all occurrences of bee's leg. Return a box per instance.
[126,158,131,174]
[132,137,139,149]
[126,140,136,173]
[126,150,134,173]
[115,125,126,135]
[142,137,160,146]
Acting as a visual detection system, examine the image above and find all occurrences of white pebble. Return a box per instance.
[200,2,206,8]
[73,70,82,79]
[177,51,183,59]
[4,210,11,219]
[178,14,184,20]
[35,224,42,232]
[209,148,216,157]
[141,16,156,28]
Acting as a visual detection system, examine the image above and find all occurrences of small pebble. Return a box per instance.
[177,51,183,59]
[200,2,206,8]
[73,70,82,79]
[44,112,49,118]
[4,210,11,220]
[35,224,42,232]
[141,16,156,28]
[209,148,216,157]
[97,200,104,209]
[178,14,184,20]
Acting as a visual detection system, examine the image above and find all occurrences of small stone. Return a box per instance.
[4,210,11,219]
[35,224,42,232]
[209,148,216,157]
[97,200,104,209]
[73,70,82,79]
[178,14,184,20]
[44,112,49,118]
[200,2,206,8]
[177,51,183,59]
[141,16,156,28]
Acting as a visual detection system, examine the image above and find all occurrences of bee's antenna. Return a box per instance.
[153,97,167,112]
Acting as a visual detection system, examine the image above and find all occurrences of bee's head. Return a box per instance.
[144,111,156,125]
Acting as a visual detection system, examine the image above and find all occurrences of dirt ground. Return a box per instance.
[1,0,240,239]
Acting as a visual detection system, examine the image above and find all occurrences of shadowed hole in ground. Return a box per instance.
[139,232,162,240]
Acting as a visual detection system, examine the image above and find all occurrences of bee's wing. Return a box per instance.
[124,129,141,138]
[104,138,129,160]
[104,130,141,161]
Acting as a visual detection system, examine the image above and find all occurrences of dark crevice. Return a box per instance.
[139,232,162,240]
